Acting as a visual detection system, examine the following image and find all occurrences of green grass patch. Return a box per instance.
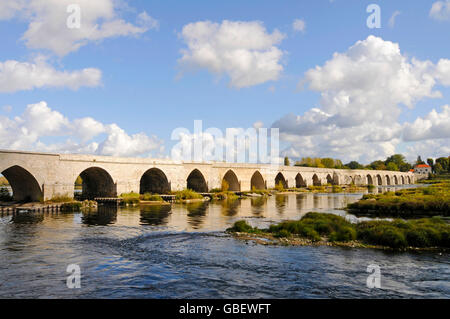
[140,193,163,202]
[120,192,140,205]
[347,181,450,217]
[174,189,203,200]
[227,212,450,249]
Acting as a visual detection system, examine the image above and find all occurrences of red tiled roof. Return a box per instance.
[415,164,430,168]
[409,169,414,172]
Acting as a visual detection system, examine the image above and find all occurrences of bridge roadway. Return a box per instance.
[0,149,415,201]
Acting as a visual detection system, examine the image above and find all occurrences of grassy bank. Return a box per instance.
[347,181,450,218]
[173,189,204,201]
[227,212,450,250]
[120,192,166,205]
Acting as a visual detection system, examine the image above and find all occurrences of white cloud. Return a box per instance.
[430,1,450,21]
[402,105,450,141]
[405,138,450,161]
[273,36,450,163]
[178,20,285,88]
[0,0,26,20]
[0,56,101,93]
[388,11,401,28]
[435,58,450,85]
[0,101,163,157]
[292,19,306,33]
[1,0,158,57]
[97,124,162,157]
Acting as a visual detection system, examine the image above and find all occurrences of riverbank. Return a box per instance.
[227,212,450,251]
[347,180,450,218]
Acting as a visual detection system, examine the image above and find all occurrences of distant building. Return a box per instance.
[414,164,432,179]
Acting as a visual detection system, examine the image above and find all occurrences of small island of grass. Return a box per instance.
[227,212,450,250]
[347,180,450,218]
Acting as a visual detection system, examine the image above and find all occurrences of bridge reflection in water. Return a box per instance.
[1,186,414,231]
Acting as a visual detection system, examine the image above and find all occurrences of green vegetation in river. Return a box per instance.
[347,181,450,217]
[227,212,450,250]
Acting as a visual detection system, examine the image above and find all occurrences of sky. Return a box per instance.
[0,0,449,164]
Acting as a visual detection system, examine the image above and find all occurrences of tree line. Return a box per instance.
[283,154,450,173]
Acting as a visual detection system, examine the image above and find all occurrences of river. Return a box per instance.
[0,186,448,298]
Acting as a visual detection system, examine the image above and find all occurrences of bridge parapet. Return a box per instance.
[0,149,416,200]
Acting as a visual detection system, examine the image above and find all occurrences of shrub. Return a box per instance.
[329,226,357,242]
[60,202,82,212]
[175,189,203,200]
[299,227,321,242]
[0,187,13,201]
[357,222,408,249]
[227,220,254,233]
[47,195,73,203]
[274,181,285,192]
[140,193,163,201]
[120,192,140,205]
[221,180,229,192]
[274,229,291,238]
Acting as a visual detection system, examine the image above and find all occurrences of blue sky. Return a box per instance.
[0,0,449,163]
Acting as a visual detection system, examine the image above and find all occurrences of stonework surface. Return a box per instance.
[0,150,415,200]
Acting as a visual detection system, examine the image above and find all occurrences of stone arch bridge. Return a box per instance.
[0,150,415,201]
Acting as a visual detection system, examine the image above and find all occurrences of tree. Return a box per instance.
[321,158,335,168]
[399,162,412,172]
[314,158,325,168]
[284,156,290,166]
[369,160,386,171]
[386,162,399,171]
[427,158,434,172]
[385,154,405,165]
[416,156,425,165]
[435,157,449,172]
[345,161,364,169]
[434,162,444,174]
[334,159,344,169]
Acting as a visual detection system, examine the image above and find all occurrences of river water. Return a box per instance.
[0,187,448,298]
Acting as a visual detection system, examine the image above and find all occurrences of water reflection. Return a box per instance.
[140,204,171,226]
[220,199,240,217]
[186,201,209,229]
[11,212,44,224]
[250,196,267,216]
[82,206,117,226]
[275,194,287,215]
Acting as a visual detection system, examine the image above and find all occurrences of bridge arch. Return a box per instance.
[1,165,42,201]
[401,176,405,184]
[376,174,382,185]
[140,168,170,194]
[76,167,116,200]
[393,175,398,185]
[250,171,265,190]
[407,176,411,184]
[312,174,321,186]
[295,173,306,188]
[326,174,333,185]
[275,172,288,189]
[223,170,240,191]
[385,175,391,186]
[367,174,374,185]
[187,169,208,192]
